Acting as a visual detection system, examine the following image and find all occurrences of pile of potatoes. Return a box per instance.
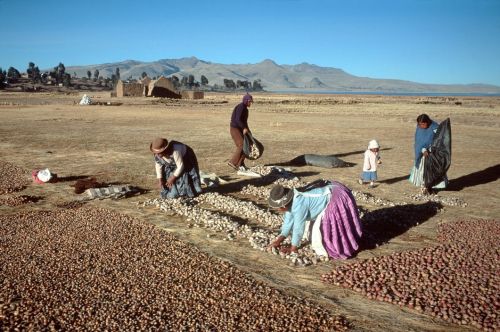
[0,161,30,194]
[321,219,499,331]
[0,207,350,331]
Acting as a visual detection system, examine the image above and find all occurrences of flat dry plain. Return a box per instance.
[1,91,499,331]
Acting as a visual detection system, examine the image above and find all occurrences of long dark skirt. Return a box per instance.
[320,181,363,259]
[157,147,202,199]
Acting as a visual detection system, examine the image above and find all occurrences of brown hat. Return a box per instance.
[150,137,169,154]
[268,184,293,208]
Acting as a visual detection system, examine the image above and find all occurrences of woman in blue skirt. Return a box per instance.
[150,137,202,199]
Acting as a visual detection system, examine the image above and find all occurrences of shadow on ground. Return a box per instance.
[335,147,392,158]
[214,171,320,195]
[56,175,90,182]
[447,164,500,191]
[359,201,442,250]
[379,174,410,185]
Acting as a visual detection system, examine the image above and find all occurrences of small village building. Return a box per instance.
[147,76,181,98]
[181,90,204,99]
[115,80,143,97]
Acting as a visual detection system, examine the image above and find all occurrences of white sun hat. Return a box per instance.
[368,139,380,149]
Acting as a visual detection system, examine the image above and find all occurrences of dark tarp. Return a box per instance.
[424,118,452,189]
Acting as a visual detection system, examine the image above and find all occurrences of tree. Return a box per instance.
[223,79,236,89]
[63,73,71,87]
[237,80,250,89]
[111,74,118,86]
[94,69,99,81]
[200,75,208,86]
[252,79,263,91]
[115,67,120,80]
[171,75,180,89]
[180,76,188,87]
[87,70,92,79]
[27,62,35,77]
[7,67,21,83]
[141,72,148,79]
[27,62,41,83]
[50,62,66,84]
[57,63,65,78]
[32,66,41,83]
[0,68,6,89]
[188,75,194,88]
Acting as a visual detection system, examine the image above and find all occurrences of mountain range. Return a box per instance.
[65,57,500,94]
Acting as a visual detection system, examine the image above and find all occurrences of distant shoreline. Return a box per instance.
[266,89,500,97]
[267,90,500,97]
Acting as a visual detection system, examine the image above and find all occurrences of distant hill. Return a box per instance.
[65,57,500,94]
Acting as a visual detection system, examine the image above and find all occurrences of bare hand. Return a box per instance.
[166,176,176,188]
[242,128,249,135]
[280,245,298,255]
[266,236,285,251]
[423,151,429,157]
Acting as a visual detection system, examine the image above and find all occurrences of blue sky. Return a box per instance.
[1,0,500,86]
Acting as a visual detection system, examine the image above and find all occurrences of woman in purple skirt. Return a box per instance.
[267,180,362,259]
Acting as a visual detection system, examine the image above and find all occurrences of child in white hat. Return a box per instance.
[358,139,382,188]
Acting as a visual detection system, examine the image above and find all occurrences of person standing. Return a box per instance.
[409,114,448,193]
[150,137,202,199]
[228,93,253,173]
[358,139,382,188]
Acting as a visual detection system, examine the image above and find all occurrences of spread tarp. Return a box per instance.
[424,118,452,189]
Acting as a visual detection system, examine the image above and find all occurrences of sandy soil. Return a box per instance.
[1,91,499,331]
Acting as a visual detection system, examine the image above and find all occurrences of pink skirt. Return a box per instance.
[321,181,363,259]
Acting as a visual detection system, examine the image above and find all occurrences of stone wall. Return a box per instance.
[181,90,204,99]
[116,80,144,97]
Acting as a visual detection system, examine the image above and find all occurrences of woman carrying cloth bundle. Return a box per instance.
[150,137,202,199]
[267,180,363,259]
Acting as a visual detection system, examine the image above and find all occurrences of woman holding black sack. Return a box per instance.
[409,114,450,194]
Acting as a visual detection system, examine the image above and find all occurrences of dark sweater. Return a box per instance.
[230,102,248,130]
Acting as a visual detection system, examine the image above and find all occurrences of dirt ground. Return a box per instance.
[1,91,499,331]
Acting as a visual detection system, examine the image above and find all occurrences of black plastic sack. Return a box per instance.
[243,133,264,160]
[303,154,349,168]
[286,154,352,168]
[424,118,452,189]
